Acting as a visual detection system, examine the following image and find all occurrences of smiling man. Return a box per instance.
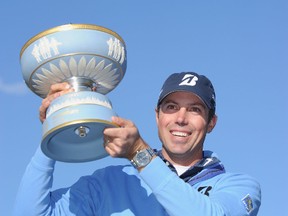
[14,72,261,215]
[158,91,215,164]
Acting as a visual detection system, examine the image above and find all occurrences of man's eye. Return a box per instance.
[189,107,202,113]
[161,103,179,113]
[167,104,177,110]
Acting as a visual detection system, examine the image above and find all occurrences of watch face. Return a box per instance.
[136,151,151,166]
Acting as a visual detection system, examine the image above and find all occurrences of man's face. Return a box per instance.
[156,91,217,165]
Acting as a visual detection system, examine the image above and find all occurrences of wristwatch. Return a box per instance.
[131,147,155,169]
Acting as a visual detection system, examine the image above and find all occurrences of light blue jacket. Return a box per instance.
[13,148,261,215]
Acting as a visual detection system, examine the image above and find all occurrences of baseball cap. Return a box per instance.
[157,72,216,112]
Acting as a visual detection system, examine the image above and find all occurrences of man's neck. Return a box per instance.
[161,149,203,167]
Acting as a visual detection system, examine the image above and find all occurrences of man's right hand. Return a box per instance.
[39,82,74,123]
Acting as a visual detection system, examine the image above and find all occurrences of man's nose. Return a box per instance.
[176,108,188,125]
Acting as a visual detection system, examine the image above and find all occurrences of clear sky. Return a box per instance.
[1,1,287,215]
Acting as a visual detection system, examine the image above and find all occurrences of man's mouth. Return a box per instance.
[171,131,191,137]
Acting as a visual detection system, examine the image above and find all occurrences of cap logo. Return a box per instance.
[179,74,198,87]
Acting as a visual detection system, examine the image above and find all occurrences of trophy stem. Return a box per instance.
[66,76,97,92]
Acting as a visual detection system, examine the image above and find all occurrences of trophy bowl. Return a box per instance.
[20,24,127,162]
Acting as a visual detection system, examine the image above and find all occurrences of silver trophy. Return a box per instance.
[20,24,127,162]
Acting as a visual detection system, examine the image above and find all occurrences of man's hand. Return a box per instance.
[103,116,149,160]
[39,83,74,123]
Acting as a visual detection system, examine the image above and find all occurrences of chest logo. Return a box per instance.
[197,186,212,196]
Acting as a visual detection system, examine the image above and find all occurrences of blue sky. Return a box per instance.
[1,1,287,215]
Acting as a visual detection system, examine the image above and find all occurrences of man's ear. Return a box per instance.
[207,114,217,133]
[155,107,159,125]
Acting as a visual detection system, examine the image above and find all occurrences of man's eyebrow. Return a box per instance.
[162,99,176,104]
[190,102,206,107]
[162,99,206,108]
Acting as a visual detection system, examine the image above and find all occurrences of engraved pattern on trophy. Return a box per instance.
[29,37,125,98]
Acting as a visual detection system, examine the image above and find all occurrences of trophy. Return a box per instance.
[20,24,127,162]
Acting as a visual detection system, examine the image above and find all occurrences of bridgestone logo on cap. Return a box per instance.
[179,74,198,87]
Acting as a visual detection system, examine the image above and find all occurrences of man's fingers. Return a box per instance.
[111,116,134,128]
[39,91,61,123]
[39,83,73,123]
[104,116,137,138]
[39,99,51,123]
[48,82,71,95]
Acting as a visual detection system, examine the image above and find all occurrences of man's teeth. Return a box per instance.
[172,131,189,137]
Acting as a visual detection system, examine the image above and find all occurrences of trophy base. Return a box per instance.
[41,121,116,162]
[41,91,118,162]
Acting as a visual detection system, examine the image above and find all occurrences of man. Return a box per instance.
[14,72,261,215]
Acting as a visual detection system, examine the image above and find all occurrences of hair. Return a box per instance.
[208,108,215,123]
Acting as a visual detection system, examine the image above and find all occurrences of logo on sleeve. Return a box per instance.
[242,194,253,213]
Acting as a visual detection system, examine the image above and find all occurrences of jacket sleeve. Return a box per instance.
[140,157,261,216]
[13,147,99,216]
[13,147,56,216]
